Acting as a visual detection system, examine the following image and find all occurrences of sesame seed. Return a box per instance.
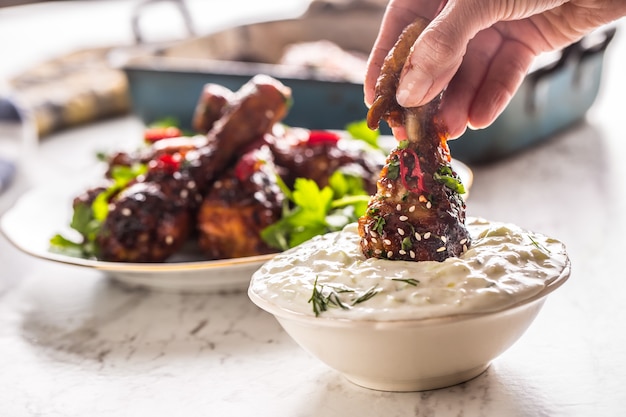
[165,235,174,245]
[463,244,468,252]
[387,251,393,258]
[410,251,416,258]
[441,236,447,243]
[415,233,421,241]
[409,205,416,212]
[173,172,182,180]
[396,204,402,211]
[426,201,432,209]
[385,193,392,198]
[187,181,196,189]
[459,238,468,245]
[424,232,431,239]
[436,246,446,252]
[397,228,405,236]
[399,215,408,221]
[387,183,393,189]
[383,239,392,245]
[374,249,382,255]
[121,208,132,216]
[371,238,378,244]
[265,110,275,118]
[399,250,406,255]
[180,189,189,199]
[370,230,377,237]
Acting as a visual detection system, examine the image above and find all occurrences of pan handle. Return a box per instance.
[131,0,196,44]
[525,26,616,114]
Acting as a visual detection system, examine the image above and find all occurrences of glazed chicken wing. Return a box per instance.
[95,75,292,262]
[192,83,233,134]
[266,127,384,195]
[197,144,284,259]
[358,17,471,262]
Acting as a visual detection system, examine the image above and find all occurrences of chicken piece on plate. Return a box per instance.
[197,144,284,259]
[90,75,292,262]
[97,182,191,263]
[189,74,292,194]
[266,126,384,195]
[358,17,471,262]
[192,83,233,134]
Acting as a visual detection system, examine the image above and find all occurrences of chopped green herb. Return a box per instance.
[434,165,466,194]
[308,277,351,317]
[367,206,380,216]
[401,237,412,251]
[387,159,400,180]
[372,216,386,235]
[392,278,420,286]
[353,285,380,305]
[49,163,147,258]
[528,234,551,254]
[308,278,383,316]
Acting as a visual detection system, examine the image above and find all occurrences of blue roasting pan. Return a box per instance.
[115,2,615,164]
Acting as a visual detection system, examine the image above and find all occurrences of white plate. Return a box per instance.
[0,159,472,293]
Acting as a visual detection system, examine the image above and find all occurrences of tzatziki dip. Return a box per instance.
[249,217,570,320]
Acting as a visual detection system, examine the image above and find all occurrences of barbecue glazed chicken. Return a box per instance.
[197,143,284,259]
[63,74,386,263]
[358,17,471,262]
[72,75,292,263]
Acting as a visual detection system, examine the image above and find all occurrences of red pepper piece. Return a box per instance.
[399,148,425,193]
[144,126,183,143]
[150,153,181,174]
[234,153,264,182]
[306,130,341,146]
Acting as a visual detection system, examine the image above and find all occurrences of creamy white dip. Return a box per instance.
[249,218,569,320]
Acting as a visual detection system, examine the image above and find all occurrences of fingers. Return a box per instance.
[438,26,536,138]
[364,0,444,107]
[438,28,502,138]
[467,36,536,130]
[396,0,491,108]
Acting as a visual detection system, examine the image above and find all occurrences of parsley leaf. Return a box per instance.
[261,171,370,251]
[49,163,147,258]
[345,119,381,150]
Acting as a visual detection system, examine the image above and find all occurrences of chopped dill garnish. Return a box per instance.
[528,234,551,254]
[308,279,381,316]
[352,285,380,305]
[308,277,350,317]
[392,278,419,286]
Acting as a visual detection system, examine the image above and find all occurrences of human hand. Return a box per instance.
[364,0,626,138]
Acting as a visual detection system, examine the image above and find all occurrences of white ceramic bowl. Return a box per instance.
[248,261,570,392]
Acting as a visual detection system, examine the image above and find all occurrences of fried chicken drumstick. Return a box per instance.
[358,17,471,262]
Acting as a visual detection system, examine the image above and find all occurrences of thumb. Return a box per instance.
[396,2,487,107]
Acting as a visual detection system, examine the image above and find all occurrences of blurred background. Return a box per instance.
[0,0,621,196]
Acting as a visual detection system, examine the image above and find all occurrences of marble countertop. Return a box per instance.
[2,2,626,416]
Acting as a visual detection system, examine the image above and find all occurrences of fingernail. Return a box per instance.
[396,71,430,107]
